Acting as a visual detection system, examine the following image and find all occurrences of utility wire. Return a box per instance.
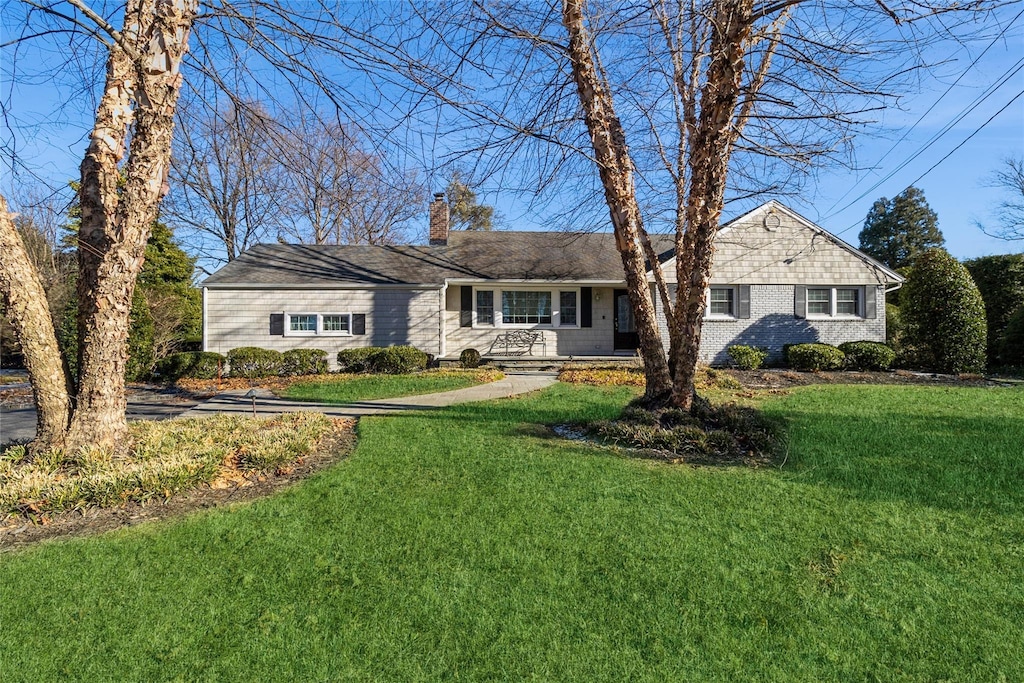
[822,7,1024,217]
[825,55,1024,223]
[833,86,1024,237]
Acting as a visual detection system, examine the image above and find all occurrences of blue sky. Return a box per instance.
[2,2,1021,261]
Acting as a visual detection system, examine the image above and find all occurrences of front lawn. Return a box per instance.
[282,368,503,404]
[1,383,1022,680]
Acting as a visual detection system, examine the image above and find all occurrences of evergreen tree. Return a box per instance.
[446,173,495,231]
[858,187,944,269]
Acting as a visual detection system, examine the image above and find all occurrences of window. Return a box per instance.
[805,287,862,318]
[836,288,859,316]
[559,291,577,326]
[807,288,831,316]
[708,287,735,317]
[285,312,353,336]
[322,314,350,333]
[289,314,317,334]
[472,287,579,327]
[477,290,494,325]
[502,290,552,325]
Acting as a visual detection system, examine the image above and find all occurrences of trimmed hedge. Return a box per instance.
[227,347,283,378]
[281,349,329,376]
[460,348,482,369]
[964,254,1024,366]
[337,347,382,373]
[153,352,226,382]
[839,341,896,371]
[901,249,987,373]
[727,345,768,370]
[786,343,846,371]
[999,304,1024,368]
[367,346,429,374]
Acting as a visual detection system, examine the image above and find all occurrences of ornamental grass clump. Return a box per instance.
[588,396,781,465]
[1,413,338,517]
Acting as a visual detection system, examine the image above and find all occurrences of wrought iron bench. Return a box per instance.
[491,330,546,356]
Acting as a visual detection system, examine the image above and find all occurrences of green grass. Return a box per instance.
[282,368,499,404]
[1,383,1022,680]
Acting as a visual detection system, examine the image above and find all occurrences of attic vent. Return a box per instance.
[764,212,781,231]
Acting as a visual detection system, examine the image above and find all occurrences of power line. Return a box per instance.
[833,86,1024,237]
[825,55,1024,223]
[823,7,1024,217]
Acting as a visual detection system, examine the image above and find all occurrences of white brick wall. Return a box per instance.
[655,284,887,365]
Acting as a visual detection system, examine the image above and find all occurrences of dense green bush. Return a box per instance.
[281,349,329,376]
[367,346,429,374]
[153,352,226,381]
[964,254,1024,366]
[227,347,283,378]
[901,249,987,373]
[786,343,846,371]
[885,303,903,349]
[337,347,382,373]
[999,304,1024,368]
[838,341,896,371]
[460,348,482,369]
[726,345,768,370]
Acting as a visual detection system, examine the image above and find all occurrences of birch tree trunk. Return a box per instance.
[670,0,754,410]
[65,0,199,451]
[562,0,673,402]
[0,196,72,453]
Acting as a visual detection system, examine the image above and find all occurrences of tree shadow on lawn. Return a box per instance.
[771,400,1024,515]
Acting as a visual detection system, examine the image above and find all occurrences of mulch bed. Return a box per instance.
[0,420,357,552]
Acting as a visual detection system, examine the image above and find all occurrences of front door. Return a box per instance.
[613,289,639,350]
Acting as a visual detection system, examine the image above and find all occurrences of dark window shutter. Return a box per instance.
[794,286,806,319]
[460,286,473,327]
[269,313,285,335]
[738,286,751,319]
[352,314,366,335]
[865,287,877,319]
[581,287,593,328]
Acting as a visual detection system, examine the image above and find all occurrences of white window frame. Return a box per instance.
[705,286,738,319]
[472,286,581,329]
[284,312,354,336]
[805,286,864,319]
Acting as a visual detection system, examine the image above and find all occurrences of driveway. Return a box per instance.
[1,373,558,445]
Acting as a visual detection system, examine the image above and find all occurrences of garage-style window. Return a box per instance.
[285,313,353,336]
[289,314,317,334]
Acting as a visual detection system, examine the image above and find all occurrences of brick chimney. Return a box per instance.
[429,192,449,245]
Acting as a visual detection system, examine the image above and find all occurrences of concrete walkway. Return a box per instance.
[177,372,558,419]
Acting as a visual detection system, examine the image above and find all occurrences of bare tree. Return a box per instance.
[978,156,1024,242]
[278,115,426,245]
[164,99,289,266]
[412,0,1001,407]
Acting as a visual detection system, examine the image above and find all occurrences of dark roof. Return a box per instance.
[202,231,676,287]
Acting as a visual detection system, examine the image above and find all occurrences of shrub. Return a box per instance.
[153,352,226,381]
[460,348,482,369]
[727,345,768,370]
[886,303,903,349]
[786,343,845,371]
[281,349,329,376]
[366,346,429,374]
[964,254,1024,366]
[227,347,283,378]
[999,304,1024,368]
[901,249,987,373]
[838,341,896,371]
[336,347,382,373]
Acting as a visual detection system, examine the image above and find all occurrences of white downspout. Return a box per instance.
[202,286,209,352]
[439,282,448,360]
